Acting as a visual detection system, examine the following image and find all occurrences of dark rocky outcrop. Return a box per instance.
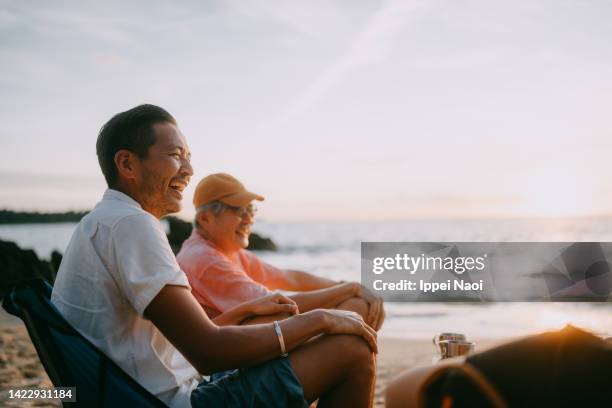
[0,210,88,224]
[0,240,57,301]
[165,216,194,254]
[165,216,277,253]
[246,233,277,251]
[50,251,63,274]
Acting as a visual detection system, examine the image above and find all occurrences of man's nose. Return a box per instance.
[242,212,254,224]
[181,159,194,177]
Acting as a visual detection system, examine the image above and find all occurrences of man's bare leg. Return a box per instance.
[289,334,376,408]
[239,310,376,406]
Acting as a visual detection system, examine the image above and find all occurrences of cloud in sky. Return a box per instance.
[264,0,425,130]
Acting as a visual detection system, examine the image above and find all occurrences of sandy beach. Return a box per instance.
[0,309,58,407]
[0,308,509,407]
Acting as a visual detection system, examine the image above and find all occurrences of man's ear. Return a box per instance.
[196,210,212,228]
[114,149,140,182]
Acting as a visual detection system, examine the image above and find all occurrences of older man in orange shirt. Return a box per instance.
[177,173,385,329]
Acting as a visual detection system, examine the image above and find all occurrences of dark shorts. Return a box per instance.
[190,357,308,408]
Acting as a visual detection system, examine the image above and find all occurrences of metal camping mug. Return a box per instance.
[433,333,468,360]
[433,333,466,348]
[438,340,475,359]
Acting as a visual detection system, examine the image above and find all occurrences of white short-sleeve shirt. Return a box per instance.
[51,189,200,407]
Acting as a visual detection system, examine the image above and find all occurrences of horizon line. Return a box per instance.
[2,207,612,224]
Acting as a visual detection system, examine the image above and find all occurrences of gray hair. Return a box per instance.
[193,200,225,229]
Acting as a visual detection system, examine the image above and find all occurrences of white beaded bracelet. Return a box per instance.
[273,320,288,357]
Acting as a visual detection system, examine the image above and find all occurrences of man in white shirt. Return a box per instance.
[51,105,377,408]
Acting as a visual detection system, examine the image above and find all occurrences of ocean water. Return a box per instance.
[1,218,611,340]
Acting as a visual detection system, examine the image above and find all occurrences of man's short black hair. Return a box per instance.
[96,104,176,187]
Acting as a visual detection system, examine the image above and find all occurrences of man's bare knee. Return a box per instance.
[336,297,369,321]
[289,334,376,405]
[331,334,376,403]
[335,335,375,373]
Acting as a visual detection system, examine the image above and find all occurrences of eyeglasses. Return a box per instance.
[223,204,257,218]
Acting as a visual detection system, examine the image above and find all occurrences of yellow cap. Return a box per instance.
[193,173,264,208]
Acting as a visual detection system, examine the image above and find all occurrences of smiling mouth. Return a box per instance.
[236,227,250,237]
[169,180,188,198]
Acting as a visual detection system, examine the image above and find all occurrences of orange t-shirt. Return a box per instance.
[177,230,288,318]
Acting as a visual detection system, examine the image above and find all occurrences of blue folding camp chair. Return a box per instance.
[2,279,167,407]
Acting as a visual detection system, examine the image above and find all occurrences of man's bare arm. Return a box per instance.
[289,282,360,312]
[278,272,385,329]
[212,293,298,326]
[144,285,376,375]
[289,282,386,331]
[279,269,338,291]
[210,302,251,326]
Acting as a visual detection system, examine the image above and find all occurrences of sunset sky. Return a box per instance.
[1,0,611,221]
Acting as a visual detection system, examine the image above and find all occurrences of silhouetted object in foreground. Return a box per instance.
[386,325,612,407]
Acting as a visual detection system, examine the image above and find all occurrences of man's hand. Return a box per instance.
[317,309,378,353]
[213,293,299,326]
[354,283,385,331]
[243,293,299,319]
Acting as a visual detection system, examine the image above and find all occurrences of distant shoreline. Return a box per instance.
[0,210,89,224]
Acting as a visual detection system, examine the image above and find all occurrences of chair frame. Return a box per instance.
[2,278,167,408]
